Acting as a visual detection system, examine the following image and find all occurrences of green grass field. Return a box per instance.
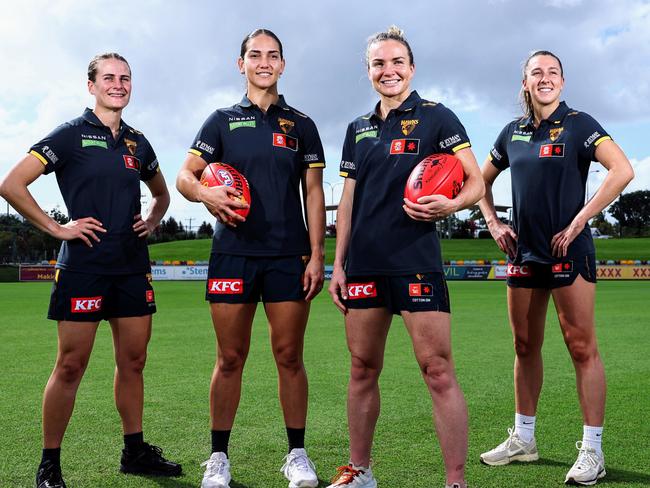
[148,237,650,264]
[1,281,649,487]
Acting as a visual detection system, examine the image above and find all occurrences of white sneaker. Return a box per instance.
[201,452,231,488]
[326,464,377,488]
[565,442,606,486]
[480,427,539,466]
[281,448,318,488]
[445,483,467,488]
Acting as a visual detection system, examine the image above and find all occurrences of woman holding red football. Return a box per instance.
[326,26,484,488]
[478,50,633,486]
[176,28,326,488]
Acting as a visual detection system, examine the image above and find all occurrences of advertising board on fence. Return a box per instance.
[19,266,56,282]
[18,264,650,282]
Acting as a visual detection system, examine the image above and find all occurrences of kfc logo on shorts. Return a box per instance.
[272,133,298,151]
[123,155,141,170]
[146,290,155,303]
[347,282,377,299]
[208,279,243,294]
[552,262,573,273]
[71,296,103,313]
[507,264,532,277]
[409,283,433,297]
[539,144,565,158]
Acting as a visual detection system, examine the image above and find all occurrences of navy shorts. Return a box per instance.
[343,272,450,315]
[206,254,307,304]
[506,254,597,289]
[47,269,156,322]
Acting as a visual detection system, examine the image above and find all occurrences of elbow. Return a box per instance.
[0,176,11,201]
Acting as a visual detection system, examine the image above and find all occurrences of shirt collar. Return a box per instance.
[368,90,422,121]
[237,94,289,110]
[521,101,570,128]
[81,107,127,132]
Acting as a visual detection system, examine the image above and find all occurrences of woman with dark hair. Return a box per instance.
[326,26,484,488]
[478,50,633,486]
[0,53,180,488]
[176,29,326,488]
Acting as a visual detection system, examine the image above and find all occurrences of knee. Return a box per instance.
[513,334,542,359]
[350,355,381,384]
[420,355,454,394]
[217,350,246,376]
[273,345,303,374]
[564,335,597,365]
[54,356,88,385]
[117,351,147,376]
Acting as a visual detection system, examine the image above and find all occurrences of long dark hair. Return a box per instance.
[240,29,284,59]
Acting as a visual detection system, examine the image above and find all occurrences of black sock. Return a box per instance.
[211,430,231,456]
[286,427,305,452]
[41,448,61,466]
[124,431,145,451]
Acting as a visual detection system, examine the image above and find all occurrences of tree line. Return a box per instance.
[0,209,214,264]
[1,190,649,263]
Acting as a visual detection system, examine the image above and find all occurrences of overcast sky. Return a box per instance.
[1,0,649,229]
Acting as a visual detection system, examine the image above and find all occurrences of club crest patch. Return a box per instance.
[549,127,563,142]
[278,117,295,134]
[124,138,137,156]
[401,119,419,136]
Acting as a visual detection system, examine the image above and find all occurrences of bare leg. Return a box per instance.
[264,301,310,429]
[42,322,99,447]
[209,303,257,430]
[507,286,551,416]
[552,276,605,426]
[344,308,392,467]
[402,311,467,486]
[110,315,152,434]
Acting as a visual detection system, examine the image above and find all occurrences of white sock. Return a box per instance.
[582,425,603,455]
[514,413,536,442]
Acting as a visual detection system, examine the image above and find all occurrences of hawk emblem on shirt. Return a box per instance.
[125,138,137,156]
[278,117,295,134]
[401,119,419,136]
[549,127,563,142]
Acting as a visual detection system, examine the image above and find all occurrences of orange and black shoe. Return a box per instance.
[120,442,182,477]
[326,464,377,488]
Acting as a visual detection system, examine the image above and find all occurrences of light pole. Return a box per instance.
[323,181,344,226]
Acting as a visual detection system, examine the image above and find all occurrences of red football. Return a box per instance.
[200,162,251,219]
[404,153,464,202]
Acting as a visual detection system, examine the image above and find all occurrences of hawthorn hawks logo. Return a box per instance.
[125,138,137,155]
[347,282,377,299]
[401,119,419,136]
[549,127,563,142]
[278,117,294,134]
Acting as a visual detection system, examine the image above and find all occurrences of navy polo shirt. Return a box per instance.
[488,101,611,264]
[340,91,471,275]
[189,94,326,256]
[29,108,159,274]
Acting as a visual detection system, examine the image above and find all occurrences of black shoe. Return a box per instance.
[36,461,67,488]
[119,442,182,477]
